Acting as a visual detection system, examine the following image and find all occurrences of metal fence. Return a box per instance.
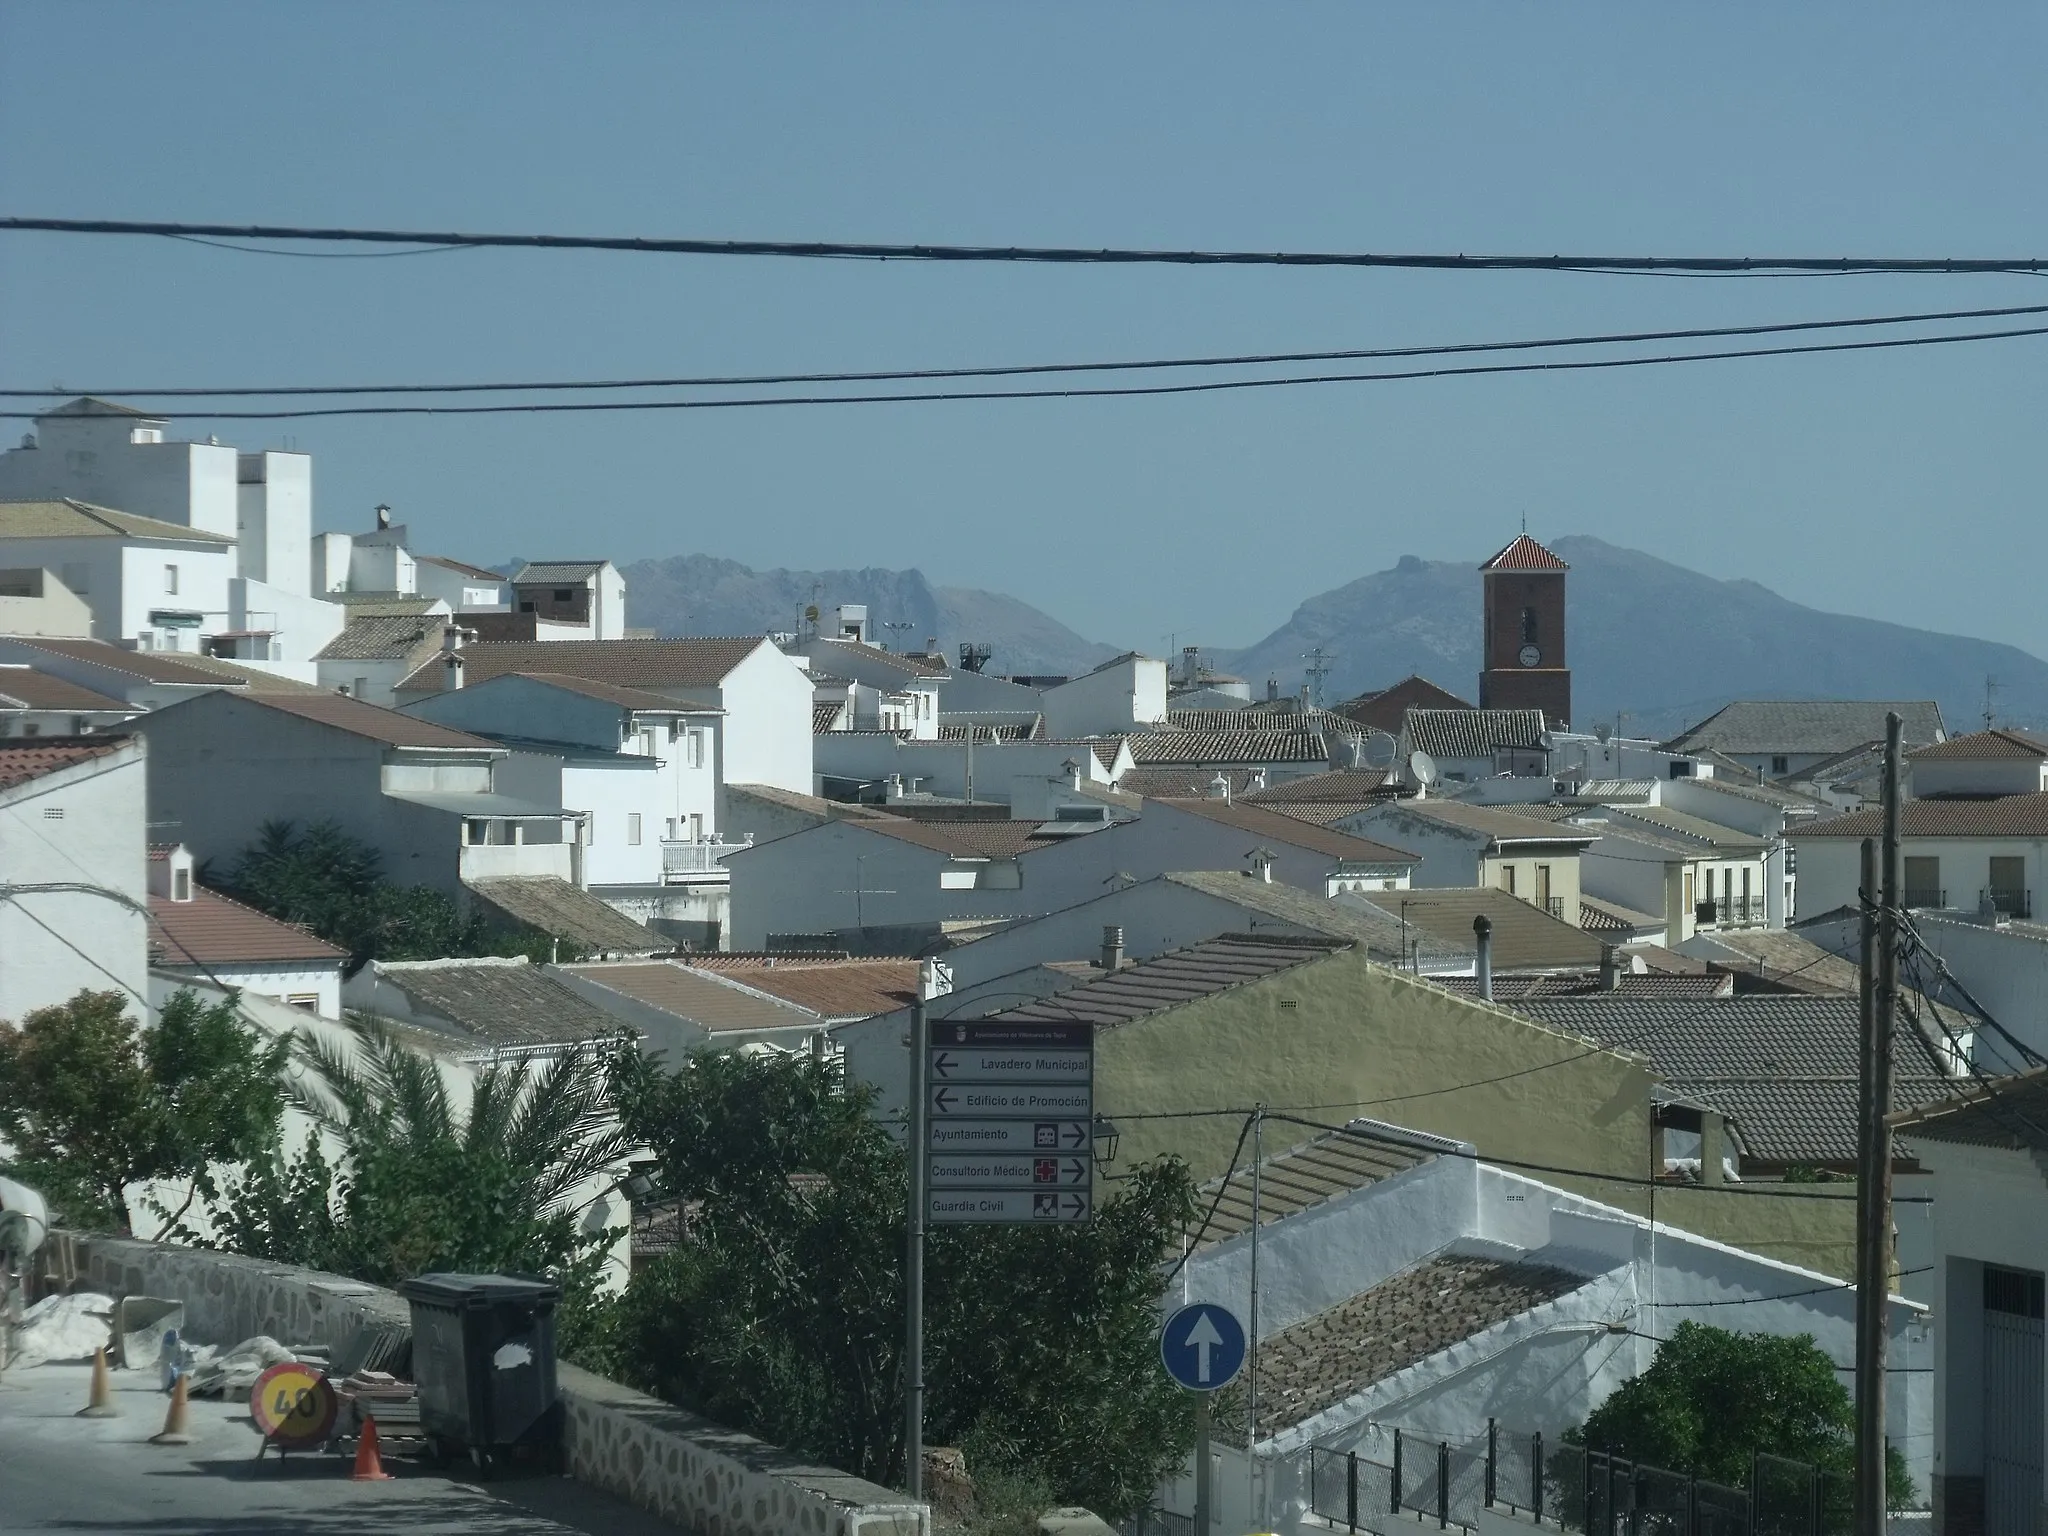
[1307,1426,1852,1536]
[1120,1508,1195,1536]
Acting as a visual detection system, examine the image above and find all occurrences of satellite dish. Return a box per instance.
[1408,750,1440,787]
[1361,733,1397,770]
[1595,723,1612,744]
[1538,731,1556,752]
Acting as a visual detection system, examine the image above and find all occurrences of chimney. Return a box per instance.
[1100,925,1125,972]
[1207,772,1232,803]
[1181,646,1201,687]
[1473,915,1493,1001]
[1266,677,1279,702]
[442,649,464,691]
[1247,847,1275,883]
[1063,757,1084,791]
[440,623,468,653]
[1599,945,1620,992]
[375,503,392,531]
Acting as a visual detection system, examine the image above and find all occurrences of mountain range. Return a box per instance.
[621,539,2048,740]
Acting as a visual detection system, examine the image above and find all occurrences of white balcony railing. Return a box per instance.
[460,842,574,881]
[661,836,753,880]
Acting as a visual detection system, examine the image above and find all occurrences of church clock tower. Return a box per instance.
[1478,533,1571,727]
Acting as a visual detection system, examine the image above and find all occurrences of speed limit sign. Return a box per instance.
[250,1360,338,1449]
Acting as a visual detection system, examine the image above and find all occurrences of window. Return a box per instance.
[554,588,574,602]
[1904,856,1942,907]
[286,995,320,1012]
[171,867,192,901]
[164,564,179,594]
[519,600,536,613]
[686,730,706,769]
[627,813,643,847]
[1770,755,1789,775]
[1499,863,1517,895]
[689,813,703,842]
[353,677,369,699]
[1521,607,1538,645]
[1683,869,1695,912]
[1534,863,1552,909]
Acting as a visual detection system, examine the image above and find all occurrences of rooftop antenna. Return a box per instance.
[958,643,992,674]
[1985,674,1999,732]
[1520,511,1527,535]
[1301,647,1334,710]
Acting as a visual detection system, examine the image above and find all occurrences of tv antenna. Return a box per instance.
[1985,674,1999,731]
[958,643,992,674]
[1301,647,1334,709]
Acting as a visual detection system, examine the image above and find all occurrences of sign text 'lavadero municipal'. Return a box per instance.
[926,1020,1093,1224]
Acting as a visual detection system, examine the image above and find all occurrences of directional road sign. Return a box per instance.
[929,1189,1091,1224]
[926,1119,1090,1155]
[926,1020,1094,1223]
[928,1154,1091,1189]
[1160,1303,1247,1391]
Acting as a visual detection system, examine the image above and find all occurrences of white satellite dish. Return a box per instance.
[1408,750,1440,787]
[1538,731,1556,753]
[1361,733,1397,771]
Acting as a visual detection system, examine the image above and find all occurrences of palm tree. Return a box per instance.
[273,1016,635,1285]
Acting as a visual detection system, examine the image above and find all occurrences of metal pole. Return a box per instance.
[1195,1392,1212,1534]
[1438,1441,1450,1530]
[905,995,927,1497]
[1347,1449,1359,1534]
[1393,1429,1404,1514]
[1247,1108,1264,1526]
[1487,1419,1498,1509]
[1856,715,1903,1536]
[1533,1432,1544,1522]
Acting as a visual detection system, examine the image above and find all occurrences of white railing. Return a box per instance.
[661,836,753,879]
[460,842,574,881]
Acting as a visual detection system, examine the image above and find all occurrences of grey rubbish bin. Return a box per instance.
[397,1273,561,1468]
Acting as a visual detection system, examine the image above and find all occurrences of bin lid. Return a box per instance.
[398,1273,562,1307]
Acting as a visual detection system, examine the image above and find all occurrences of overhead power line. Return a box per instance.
[7,320,2046,423]
[7,216,2048,276]
[13,301,2048,401]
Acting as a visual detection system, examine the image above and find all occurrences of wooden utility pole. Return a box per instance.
[1853,712,1903,1536]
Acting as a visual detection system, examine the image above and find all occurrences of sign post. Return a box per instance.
[1161,1302,1247,1535]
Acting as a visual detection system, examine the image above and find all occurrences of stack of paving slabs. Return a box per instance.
[338,1369,422,1439]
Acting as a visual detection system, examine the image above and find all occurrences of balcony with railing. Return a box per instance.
[1545,896,1565,921]
[1904,885,1947,910]
[660,835,754,882]
[1981,886,2032,919]
[1695,897,1766,929]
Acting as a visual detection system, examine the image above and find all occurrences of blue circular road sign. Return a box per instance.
[1160,1302,1246,1392]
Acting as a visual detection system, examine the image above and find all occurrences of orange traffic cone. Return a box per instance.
[149,1373,192,1445]
[76,1346,119,1418]
[352,1415,393,1481]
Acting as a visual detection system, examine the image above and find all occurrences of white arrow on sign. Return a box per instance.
[1184,1311,1224,1385]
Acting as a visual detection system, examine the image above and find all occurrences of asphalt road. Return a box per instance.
[0,1360,679,1536]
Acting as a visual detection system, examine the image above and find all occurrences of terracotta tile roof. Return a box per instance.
[464,877,662,953]
[149,887,347,968]
[1435,971,1733,1001]
[1403,708,1549,761]
[1893,1067,2048,1150]
[505,673,708,713]
[561,960,823,1033]
[417,553,505,582]
[1260,801,1384,829]
[1370,888,1606,971]
[936,720,1040,742]
[396,637,771,696]
[513,560,609,583]
[1256,1256,1587,1434]
[1123,729,1330,766]
[1479,534,1569,572]
[0,735,129,792]
[986,933,1351,1028]
[1603,804,1770,853]
[332,592,448,616]
[725,783,900,825]
[366,959,628,1050]
[1118,767,1267,799]
[1910,728,2048,761]
[1242,768,1393,804]
[1790,792,2048,839]
[233,692,501,751]
[1333,675,1475,734]
[1193,1125,1438,1249]
[1156,797,1421,864]
[684,956,920,1018]
[1518,995,1956,1164]
[315,613,443,663]
[3,637,264,686]
[1578,897,1664,934]
[1665,701,1945,758]
[1492,801,1589,823]
[814,700,848,733]
[0,668,130,711]
[1382,799,1599,845]
[0,497,235,545]
[1162,872,1466,966]
[38,396,161,419]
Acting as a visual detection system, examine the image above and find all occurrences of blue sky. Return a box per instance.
[2,4,2044,654]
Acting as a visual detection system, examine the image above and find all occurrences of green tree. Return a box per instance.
[222,819,581,966]
[1572,1321,1915,1509]
[606,1047,1198,1518]
[208,1017,633,1349]
[0,989,288,1230]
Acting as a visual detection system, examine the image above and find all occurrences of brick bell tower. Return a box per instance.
[1477,533,1571,727]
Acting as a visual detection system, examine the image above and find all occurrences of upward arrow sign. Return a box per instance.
[1184,1312,1224,1385]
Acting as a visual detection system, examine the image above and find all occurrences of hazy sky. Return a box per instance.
[3,5,2044,655]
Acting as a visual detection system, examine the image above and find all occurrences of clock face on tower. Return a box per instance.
[1518,644,1542,667]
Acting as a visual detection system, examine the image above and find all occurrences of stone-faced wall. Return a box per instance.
[70,1235,928,1536]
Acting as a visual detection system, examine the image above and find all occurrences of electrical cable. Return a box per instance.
[8,320,2046,422]
[1897,908,2047,1067]
[1161,1110,1258,1285]
[9,215,2048,276]
[1646,1266,1931,1308]
[16,300,2048,400]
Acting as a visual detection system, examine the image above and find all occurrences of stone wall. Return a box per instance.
[69,1235,928,1536]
